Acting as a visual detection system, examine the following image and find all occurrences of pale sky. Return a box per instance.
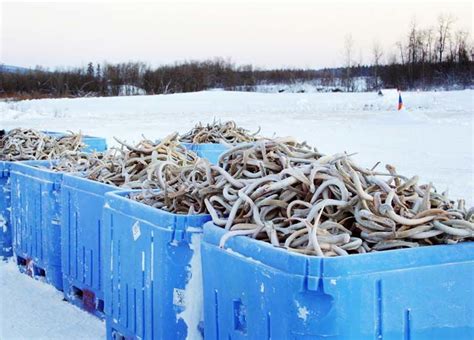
[1,0,472,69]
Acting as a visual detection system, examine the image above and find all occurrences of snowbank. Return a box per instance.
[1,90,472,204]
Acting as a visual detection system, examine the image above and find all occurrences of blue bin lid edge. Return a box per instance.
[62,172,117,194]
[10,160,62,180]
[203,222,474,278]
[105,189,211,229]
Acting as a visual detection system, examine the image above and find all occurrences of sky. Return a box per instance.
[1,0,472,70]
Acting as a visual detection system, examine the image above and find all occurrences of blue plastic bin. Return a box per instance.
[42,130,107,153]
[202,222,474,339]
[0,161,12,259]
[181,142,229,164]
[103,190,211,340]
[10,161,63,290]
[0,131,106,261]
[81,135,107,153]
[61,173,117,317]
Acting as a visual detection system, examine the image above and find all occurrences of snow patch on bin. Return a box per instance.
[176,233,204,340]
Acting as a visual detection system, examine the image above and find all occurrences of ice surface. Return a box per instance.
[1,90,472,204]
[0,259,105,339]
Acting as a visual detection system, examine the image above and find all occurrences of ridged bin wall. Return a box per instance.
[61,174,117,317]
[10,161,63,290]
[0,162,12,258]
[202,222,474,339]
[103,190,211,340]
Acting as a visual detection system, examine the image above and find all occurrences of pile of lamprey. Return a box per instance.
[4,126,471,256]
[53,132,198,189]
[0,128,84,161]
[133,138,474,257]
[180,120,260,144]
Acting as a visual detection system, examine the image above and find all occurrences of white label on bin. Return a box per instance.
[173,288,186,307]
[132,222,141,241]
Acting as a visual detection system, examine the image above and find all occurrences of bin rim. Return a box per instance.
[203,221,474,278]
[10,159,59,174]
[105,188,212,219]
[62,172,118,191]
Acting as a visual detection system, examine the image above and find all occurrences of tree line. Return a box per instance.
[0,14,471,98]
[378,14,472,90]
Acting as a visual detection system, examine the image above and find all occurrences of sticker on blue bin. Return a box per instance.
[173,288,186,307]
[132,221,141,241]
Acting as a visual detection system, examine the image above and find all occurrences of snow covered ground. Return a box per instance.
[1,89,472,204]
[0,89,472,338]
[0,260,105,339]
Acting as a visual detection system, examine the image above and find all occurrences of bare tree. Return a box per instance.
[407,19,419,64]
[343,34,355,91]
[422,27,434,63]
[396,40,405,65]
[436,14,455,62]
[454,30,470,63]
[372,40,383,89]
